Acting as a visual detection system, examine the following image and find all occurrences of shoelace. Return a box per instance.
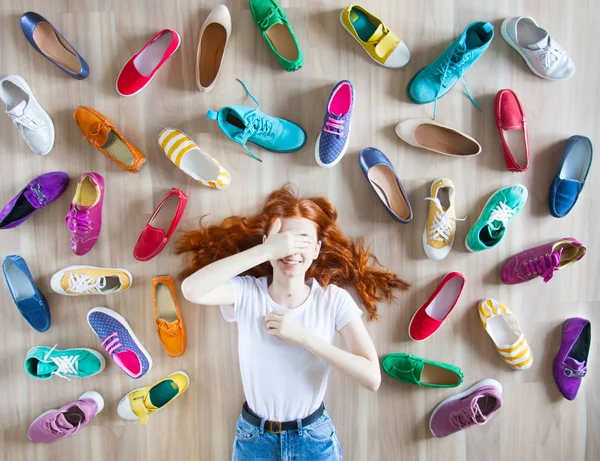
[158,319,178,337]
[232,79,272,162]
[487,201,515,230]
[563,361,587,378]
[424,197,465,242]
[67,272,108,294]
[323,114,344,136]
[44,418,81,436]
[66,208,91,235]
[85,121,108,145]
[101,332,123,356]
[10,111,43,131]
[259,6,285,30]
[433,43,480,118]
[29,183,46,205]
[449,402,485,430]
[539,39,563,69]
[523,248,563,282]
[43,345,79,381]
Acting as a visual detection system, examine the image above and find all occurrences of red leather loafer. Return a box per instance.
[408,272,465,341]
[133,188,188,262]
[494,89,529,172]
[116,29,180,96]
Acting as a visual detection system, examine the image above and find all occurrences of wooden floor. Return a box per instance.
[1,1,599,460]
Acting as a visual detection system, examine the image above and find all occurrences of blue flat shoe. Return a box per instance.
[548,135,593,218]
[206,80,307,162]
[407,21,493,118]
[359,147,413,223]
[20,12,89,79]
[2,255,50,332]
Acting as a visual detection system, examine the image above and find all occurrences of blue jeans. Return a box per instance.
[232,409,343,460]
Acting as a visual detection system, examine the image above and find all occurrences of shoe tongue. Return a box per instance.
[37,361,58,376]
[55,413,76,430]
[564,357,585,371]
[73,204,91,213]
[527,35,550,50]
[367,24,385,43]
[7,100,27,118]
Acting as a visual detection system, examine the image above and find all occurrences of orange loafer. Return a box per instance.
[73,105,146,173]
[153,275,186,357]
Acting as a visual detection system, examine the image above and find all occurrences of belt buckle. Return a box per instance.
[267,420,282,434]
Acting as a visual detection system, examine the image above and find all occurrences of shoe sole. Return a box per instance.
[422,178,454,260]
[429,378,503,437]
[464,184,528,252]
[87,307,153,378]
[50,265,134,295]
[116,30,182,97]
[339,12,408,69]
[314,127,351,169]
[500,18,574,81]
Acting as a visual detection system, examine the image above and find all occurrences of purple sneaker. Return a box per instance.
[27,391,103,443]
[429,379,503,438]
[87,307,152,379]
[66,172,104,256]
[0,171,69,229]
[553,317,590,401]
[315,80,354,168]
[500,237,586,285]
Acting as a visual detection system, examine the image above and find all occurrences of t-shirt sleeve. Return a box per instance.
[219,275,256,323]
[334,288,363,332]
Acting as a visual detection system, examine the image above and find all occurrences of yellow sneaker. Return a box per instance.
[50,265,133,295]
[117,371,190,424]
[423,178,462,260]
[340,4,410,68]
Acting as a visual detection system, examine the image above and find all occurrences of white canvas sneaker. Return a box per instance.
[501,16,575,80]
[0,75,55,155]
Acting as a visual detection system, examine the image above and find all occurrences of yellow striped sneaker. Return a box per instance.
[158,128,230,189]
[478,298,533,370]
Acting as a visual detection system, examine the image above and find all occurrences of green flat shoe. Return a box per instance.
[249,0,303,72]
[382,353,463,388]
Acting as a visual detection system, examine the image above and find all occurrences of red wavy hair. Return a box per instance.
[175,185,410,320]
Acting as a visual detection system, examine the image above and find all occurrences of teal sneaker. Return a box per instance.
[465,185,528,252]
[206,80,307,162]
[407,21,494,118]
[24,345,105,380]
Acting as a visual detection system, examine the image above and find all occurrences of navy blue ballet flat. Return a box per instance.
[359,147,414,223]
[20,12,89,79]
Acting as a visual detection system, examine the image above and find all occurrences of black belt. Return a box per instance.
[242,402,325,434]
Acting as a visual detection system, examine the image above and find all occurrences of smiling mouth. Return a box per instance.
[280,257,302,267]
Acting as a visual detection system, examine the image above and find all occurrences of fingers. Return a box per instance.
[267,328,281,337]
[265,311,285,322]
[265,320,280,329]
[267,218,282,237]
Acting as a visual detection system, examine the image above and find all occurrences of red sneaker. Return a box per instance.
[494,89,529,172]
[116,29,180,96]
[408,272,466,341]
[133,188,188,262]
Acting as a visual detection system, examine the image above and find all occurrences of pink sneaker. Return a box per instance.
[27,391,104,443]
[429,379,503,438]
[66,173,104,256]
[500,238,586,285]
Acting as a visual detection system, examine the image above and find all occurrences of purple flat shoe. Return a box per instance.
[553,317,591,400]
[0,172,69,229]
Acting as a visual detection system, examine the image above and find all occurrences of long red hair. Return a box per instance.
[175,185,410,320]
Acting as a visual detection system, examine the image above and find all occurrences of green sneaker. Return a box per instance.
[250,0,303,72]
[382,353,463,388]
[24,345,105,380]
[465,184,528,252]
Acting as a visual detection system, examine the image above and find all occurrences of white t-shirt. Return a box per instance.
[220,275,363,421]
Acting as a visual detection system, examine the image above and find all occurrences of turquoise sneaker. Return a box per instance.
[206,80,307,162]
[407,21,494,117]
[465,185,528,252]
[24,345,105,380]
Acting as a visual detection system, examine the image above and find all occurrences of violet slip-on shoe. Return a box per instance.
[66,173,104,256]
[27,391,104,443]
[429,379,503,438]
[359,147,413,223]
[0,172,69,229]
[553,318,591,401]
[548,135,593,218]
[500,238,586,285]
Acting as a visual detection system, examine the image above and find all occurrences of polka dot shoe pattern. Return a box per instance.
[87,307,152,379]
[316,80,354,168]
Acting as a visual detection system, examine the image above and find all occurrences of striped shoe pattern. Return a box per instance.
[478,298,533,370]
[158,128,230,189]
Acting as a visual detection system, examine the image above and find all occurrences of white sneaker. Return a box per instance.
[501,16,575,80]
[0,75,55,155]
